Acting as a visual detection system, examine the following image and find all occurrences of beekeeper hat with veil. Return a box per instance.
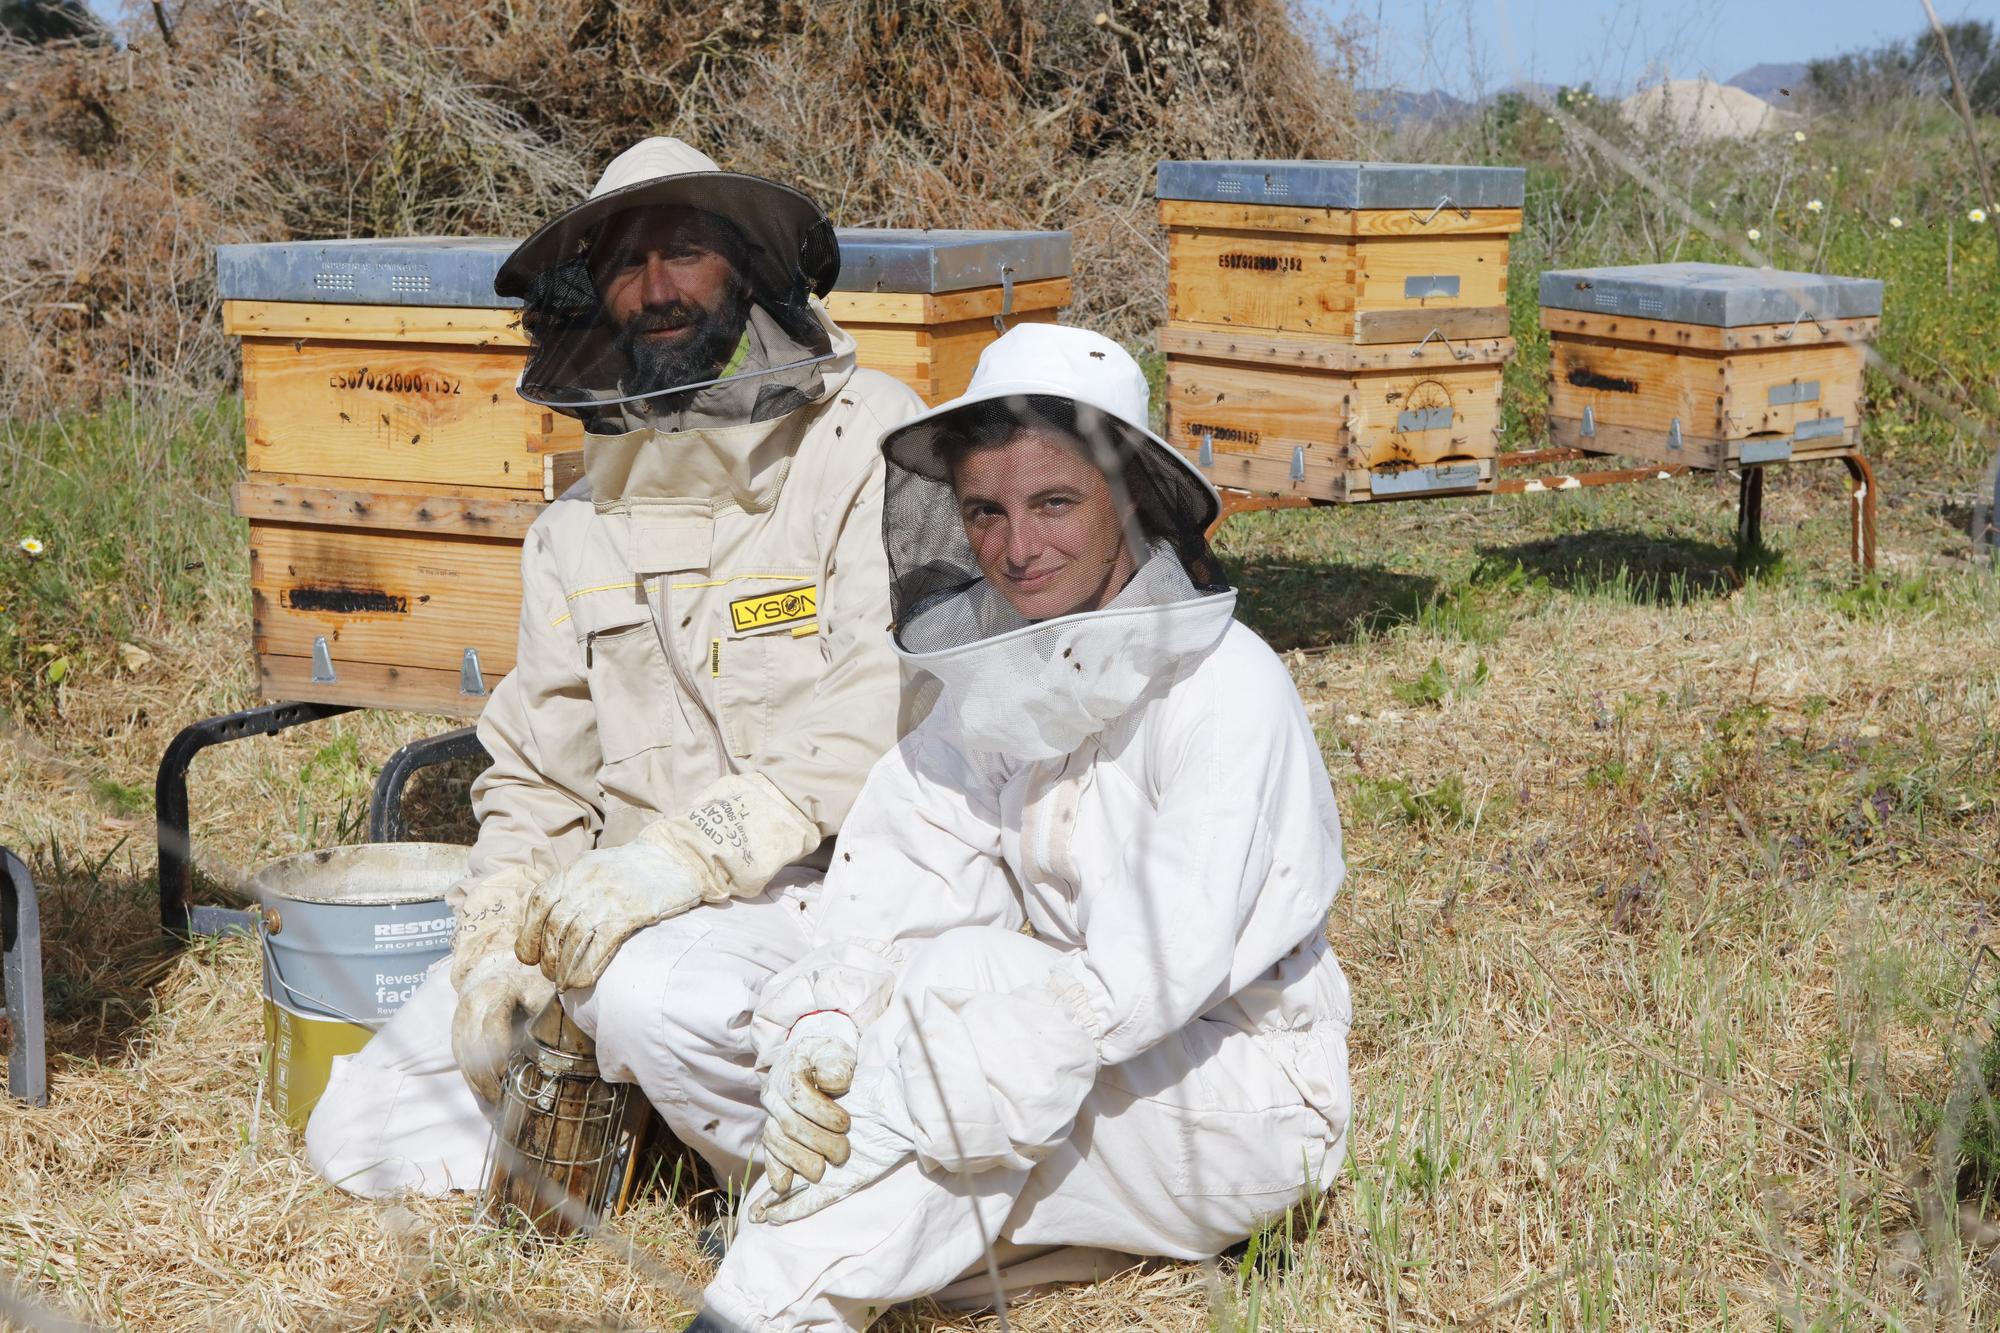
[494,136,842,430]
[879,324,1239,762]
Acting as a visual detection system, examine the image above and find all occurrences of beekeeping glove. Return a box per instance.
[516,773,821,991]
[759,1011,860,1195]
[750,1064,914,1225]
[451,952,555,1103]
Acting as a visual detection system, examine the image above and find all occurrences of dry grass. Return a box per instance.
[3,450,1997,1329]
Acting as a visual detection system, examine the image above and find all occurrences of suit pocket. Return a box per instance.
[713,633,772,759]
[581,620,673,765]
[1173,1102,1333,1198]
[713,622,823,760]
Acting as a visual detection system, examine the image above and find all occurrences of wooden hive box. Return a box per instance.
[830,229,1071,402]
[1156,159,1525,503]
[1540,262,1882,470]
[216,229,1073,716]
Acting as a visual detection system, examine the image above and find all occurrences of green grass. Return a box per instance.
[0,396,245,714]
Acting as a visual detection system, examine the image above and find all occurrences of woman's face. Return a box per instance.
[952,428,1137,621]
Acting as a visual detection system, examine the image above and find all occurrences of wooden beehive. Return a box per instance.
[1540,263,1883,470]
[828,229,1071,402]
[1156,160,1524,503]
[216,229,1072,716]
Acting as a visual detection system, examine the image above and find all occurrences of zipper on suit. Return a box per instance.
[650,575,734,779]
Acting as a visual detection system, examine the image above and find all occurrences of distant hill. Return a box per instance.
[1357,87,1473,126]
[1727,62,1808,105]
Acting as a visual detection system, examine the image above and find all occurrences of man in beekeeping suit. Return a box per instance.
[305,137,924,1196]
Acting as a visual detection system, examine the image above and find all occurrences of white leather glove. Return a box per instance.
[450,952,555,1103]
[515,840,703,991]
[516,773,823,991]
[759,1011,860,1194]
[750,1064,915,1225]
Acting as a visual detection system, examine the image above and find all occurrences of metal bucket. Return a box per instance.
[251,843,468,1126]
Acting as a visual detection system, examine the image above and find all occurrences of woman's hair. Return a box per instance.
[921,394,1226,593]
[937,396,1083,474]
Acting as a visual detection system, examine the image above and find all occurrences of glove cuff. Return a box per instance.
[787,1009,859,1045]
[634,773,823,902]
[449,864,543,990]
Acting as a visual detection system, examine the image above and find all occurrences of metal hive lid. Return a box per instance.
[216,237,520,308]
[217,229,1073,307]
[1538,262,1884,326]
[829,229,1071,293]
[1156,160,1526,210]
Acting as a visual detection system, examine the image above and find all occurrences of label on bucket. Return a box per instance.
[372,915,454,949]
[262,894,454,1025]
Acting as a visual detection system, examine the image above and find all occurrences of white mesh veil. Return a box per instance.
[882,385,1238,761]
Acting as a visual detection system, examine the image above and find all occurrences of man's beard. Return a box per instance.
[614,285,753,400]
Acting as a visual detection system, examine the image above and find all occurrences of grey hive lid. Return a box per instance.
[829,229,1071,293]
[1156,160,1526,210]
[217,229,1072,307]
[1539,262,1883,326]
[216,237,520,308]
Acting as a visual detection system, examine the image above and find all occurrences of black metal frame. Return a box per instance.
[155,702,490,940]
[2,847,47,1105]
[368,726,487,842]
[155,701,356,937]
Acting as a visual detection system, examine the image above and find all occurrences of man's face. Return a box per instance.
[591,206,751,396]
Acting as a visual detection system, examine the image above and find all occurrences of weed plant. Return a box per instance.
[0,397,244,719]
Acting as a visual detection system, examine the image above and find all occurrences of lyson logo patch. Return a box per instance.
[729,585,817,633]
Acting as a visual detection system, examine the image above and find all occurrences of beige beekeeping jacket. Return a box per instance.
[448,304,924,962]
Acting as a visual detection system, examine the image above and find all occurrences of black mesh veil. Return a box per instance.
[496,173,843,420]
[883,394,1227,652]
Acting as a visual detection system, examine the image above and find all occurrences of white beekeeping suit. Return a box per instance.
[688,325,1352,1333]
[304,138,922,1198]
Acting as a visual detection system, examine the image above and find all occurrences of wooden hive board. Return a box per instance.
[1547,416,1861,471]
[250,522,524,716]
[1160,201,1519,345]
[1162,337,1507,504]
[1548,331,1867,461]
[239,335,574,492]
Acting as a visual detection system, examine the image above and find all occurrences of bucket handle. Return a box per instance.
[261,925,388,1033]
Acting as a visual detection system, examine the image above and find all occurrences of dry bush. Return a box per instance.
[0,0,1362,417]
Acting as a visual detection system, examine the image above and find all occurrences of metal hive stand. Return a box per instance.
[2,847,47,1105]
[1207,446,1880,571]
[155,703,488,939]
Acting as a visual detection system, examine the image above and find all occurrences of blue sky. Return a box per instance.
[1320,0,2000,97]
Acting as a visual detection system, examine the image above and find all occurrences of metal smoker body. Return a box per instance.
[484,996,650,1237]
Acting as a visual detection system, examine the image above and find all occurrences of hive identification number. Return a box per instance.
[1185,421,1262,452]
[1215,253,1305,273]
[328,367,463,395]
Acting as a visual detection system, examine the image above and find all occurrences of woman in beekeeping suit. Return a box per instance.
[681,324,1353,1332]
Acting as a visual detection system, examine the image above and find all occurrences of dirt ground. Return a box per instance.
[2,452,1998,1329]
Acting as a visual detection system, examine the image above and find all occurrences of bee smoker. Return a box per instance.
[482,995,651,1238]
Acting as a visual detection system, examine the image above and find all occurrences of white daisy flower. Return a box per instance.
[1747,227,1762,241]
[17,537,43,557]
[1806,199,1824,213]
[1971,208,1988,224]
